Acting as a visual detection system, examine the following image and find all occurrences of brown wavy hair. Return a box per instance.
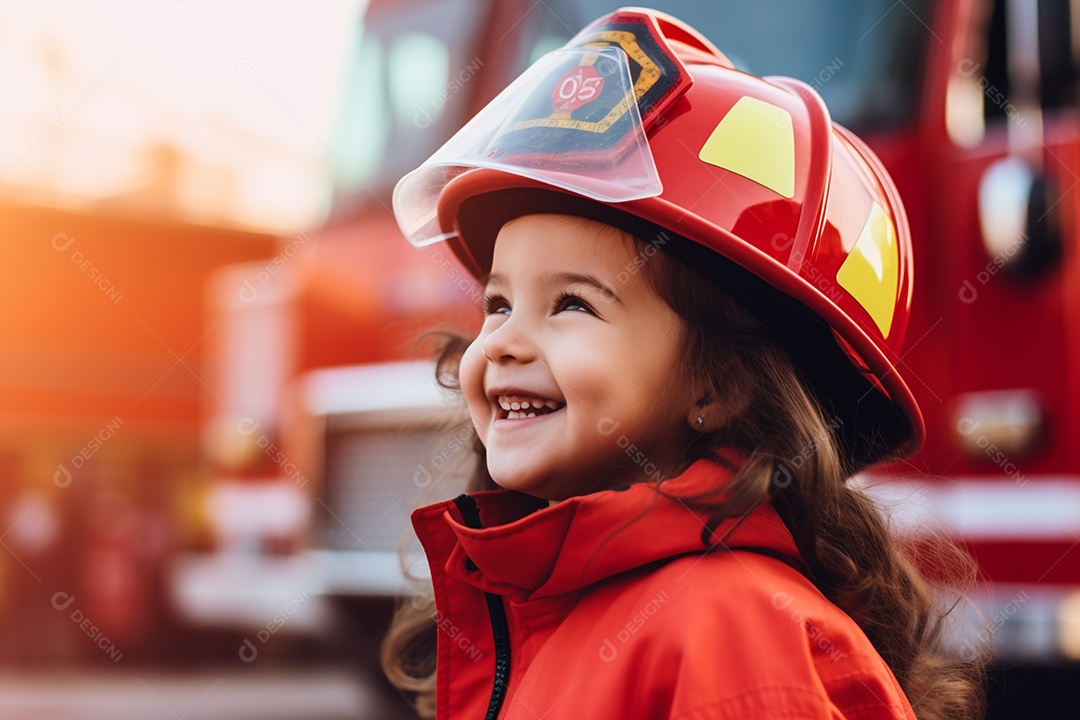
[382,224,986,720]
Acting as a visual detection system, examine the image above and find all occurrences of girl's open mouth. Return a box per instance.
[496,394,566,420]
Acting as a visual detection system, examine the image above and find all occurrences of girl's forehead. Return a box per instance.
[500,213,631,237]
[491,214,638,269]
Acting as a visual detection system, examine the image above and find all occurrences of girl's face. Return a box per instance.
[459,214,700,500]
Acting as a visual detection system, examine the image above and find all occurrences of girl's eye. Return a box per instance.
[482,293,511,316]
[555,292,595,315]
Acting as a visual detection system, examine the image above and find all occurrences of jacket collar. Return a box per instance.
[412,450,802,602]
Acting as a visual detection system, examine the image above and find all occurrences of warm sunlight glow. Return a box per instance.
[0,0,365,232]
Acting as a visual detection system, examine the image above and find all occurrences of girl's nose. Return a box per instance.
[482,316,537,364]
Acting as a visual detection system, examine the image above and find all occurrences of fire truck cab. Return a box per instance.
[174,2,1080,707]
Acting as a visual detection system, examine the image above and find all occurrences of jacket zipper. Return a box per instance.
[454,493,511,719]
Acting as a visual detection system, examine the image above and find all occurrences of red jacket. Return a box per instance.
[412,454,917,719]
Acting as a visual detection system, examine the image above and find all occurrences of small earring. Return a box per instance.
[696,415,704,426]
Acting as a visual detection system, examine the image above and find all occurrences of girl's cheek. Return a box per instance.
[459,338,488,418]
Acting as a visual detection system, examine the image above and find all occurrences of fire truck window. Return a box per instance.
[983,0,1009,119]
[529,0,933,131]
[387,33,450,127]
[331,0,485,203]
[1039,0,1079,108]
[982,0,1080,121]
[336,33,389,190]
[529,34,569,67]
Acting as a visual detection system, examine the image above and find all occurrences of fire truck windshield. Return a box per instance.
[333,0,932,204]
[545,0,934,130]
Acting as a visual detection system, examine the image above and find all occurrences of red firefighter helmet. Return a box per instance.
[393,8,923,468]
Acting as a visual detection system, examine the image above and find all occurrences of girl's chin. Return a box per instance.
[488,466,563,499]
[489,470,547,494]
[488,465,610,501]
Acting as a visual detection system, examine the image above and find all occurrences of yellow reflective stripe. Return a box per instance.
[836,202,898,338]
[698,96,795,198]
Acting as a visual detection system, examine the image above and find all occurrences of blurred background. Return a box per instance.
[2,0,1079,718]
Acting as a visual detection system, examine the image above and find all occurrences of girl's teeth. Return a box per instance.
[506,410,544,419]
[496,395,566,419]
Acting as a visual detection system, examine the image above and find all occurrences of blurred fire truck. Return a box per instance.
[171,0,1080,685]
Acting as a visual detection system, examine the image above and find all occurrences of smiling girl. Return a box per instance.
[382,8,983,720]
[460,215,696,500]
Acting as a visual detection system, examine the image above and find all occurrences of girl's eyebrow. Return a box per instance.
[483,271,622,306]
[484,271,507,288]
[548,272,623,306]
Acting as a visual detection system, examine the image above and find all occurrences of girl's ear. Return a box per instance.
[688,382,752,433]
[687,398,723,432]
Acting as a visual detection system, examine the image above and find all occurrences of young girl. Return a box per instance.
[384,8,983,719]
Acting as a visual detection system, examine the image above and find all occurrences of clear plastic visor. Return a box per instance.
[393,45,663,247]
